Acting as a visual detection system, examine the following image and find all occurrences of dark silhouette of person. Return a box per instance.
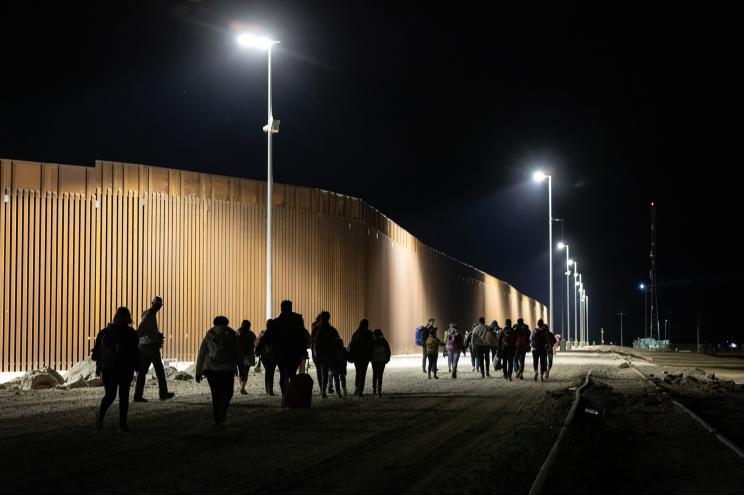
[349,319,374,396]
[328,337,349,396]
[133,296,174,402]
[237,320,257,395]
[195,316,246,425]
[262,300,308,406]
[255,321,277,395]
[312,311,340,398]
[371,328,391,396]
[92,307,140,431]
[500,319,517,380]
[309,313,323,388]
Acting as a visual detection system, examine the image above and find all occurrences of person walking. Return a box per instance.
[514,318,531,380]
[312,311,340,398]
[445,323,464,378]
[472,317,491,378]
[370,329,391,396]
[546,325,557,379]
[255,321,276,396]
[237,320,257,395]
[133,296,174,402]
[416,318,437,373]
[500,319,516,380]
[195,316,245,425]
[262,300,308,406]
[328,337,349,397]
[531,319,549,381]
[92,307,140,431]
[425,327,443,379]
[349,319,374,396]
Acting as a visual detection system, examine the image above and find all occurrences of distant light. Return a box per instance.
[651,202,655,206]
[731,343,738,349]
[237,33,279,50]
[567,258,574,265]
[557,242,566,250]
[639,283,646,290]
[532,171,547,182]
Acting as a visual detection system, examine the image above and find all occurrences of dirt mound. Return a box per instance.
[21,368,64,390]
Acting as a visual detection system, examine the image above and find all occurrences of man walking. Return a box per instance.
[133,297,174,402]
[262,300,308,406]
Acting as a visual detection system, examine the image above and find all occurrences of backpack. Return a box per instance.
[484,329,498,347]
[425,336,439,354]
[415,326,427,346]
[207,331,232,364]
[372,342,387,363]
[97,328,120,367]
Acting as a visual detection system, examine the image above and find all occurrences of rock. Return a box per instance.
[183,363,196,376]
[0,382,5,389]
[705,372,716,381]
[619,362,630,369]
[5,377,22,389]
[65,358,98,384]
[21,368,64,390]
[174,371,193,381]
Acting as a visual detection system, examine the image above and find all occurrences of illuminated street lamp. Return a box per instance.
[237,33,281,320]
[533,171,553,331]
[558,242,572,342]
[640,283,648,339]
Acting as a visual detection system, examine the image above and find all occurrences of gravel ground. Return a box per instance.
[1,352,741,494]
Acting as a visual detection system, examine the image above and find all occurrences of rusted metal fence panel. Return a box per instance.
[0,158,548,371]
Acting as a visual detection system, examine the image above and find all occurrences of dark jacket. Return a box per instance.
[531,327,549,351]
[501,326,516,348]
[349,326,374,362]
[136,308,161,348]
[313,322,341,364]
[236,326,257,358]
[92,322,140,373]
[515,324,532,351]
[331,339,349,374]
[371,336,391,364]
[262,311,307,366]
[195,325,246,379]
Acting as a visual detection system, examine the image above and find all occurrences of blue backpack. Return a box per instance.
[415,326,427,346]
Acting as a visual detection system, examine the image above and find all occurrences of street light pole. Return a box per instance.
[573,264,579,346]
[616,310,627,347]
[558,242,572,344]
[237,33,281,321]
[533,171,553,331]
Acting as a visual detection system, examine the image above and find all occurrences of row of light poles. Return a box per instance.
[533,172,589,346]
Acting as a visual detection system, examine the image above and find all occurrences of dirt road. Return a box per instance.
[1,352,741,494]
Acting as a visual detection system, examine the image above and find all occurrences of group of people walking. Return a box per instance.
[418,317,557,382]
[91,298,393,429]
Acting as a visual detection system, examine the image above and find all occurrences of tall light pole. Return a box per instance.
[238,33,281,321]
[533,171,553,331]
[573,264,579,346]
[585,293,590,344]
[558,242,572,343]
[639,283,647,339]
[616,310,627,347]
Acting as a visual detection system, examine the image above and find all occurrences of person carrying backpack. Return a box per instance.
[445,323,464,378]
[195,316,246,425]
[425,327,443,379]
[237,320,257,395]
[416,318,436,374]
[371,329,391,396]
[514,318,531,379]
[312,311,340,398]
[500,319,516,380]
[261,300,308,406]
[472,317,491,378]
[92,307,140,431]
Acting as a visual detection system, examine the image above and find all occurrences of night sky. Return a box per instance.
[1,1,740,345]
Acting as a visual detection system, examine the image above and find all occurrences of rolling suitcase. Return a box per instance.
[286,360,314,409]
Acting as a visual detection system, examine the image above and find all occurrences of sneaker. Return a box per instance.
[240,389,248,395]
[133,397,147,403]
[159,392,175,401]
[434,375,439,379]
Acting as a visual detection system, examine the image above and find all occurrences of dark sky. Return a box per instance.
[1,1,741,345]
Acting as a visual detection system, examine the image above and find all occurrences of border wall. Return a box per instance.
[0,159,547,371]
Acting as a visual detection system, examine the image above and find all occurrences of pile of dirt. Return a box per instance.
[60,358,103,389]
[651,369,742,391]
[20,368,64,390]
